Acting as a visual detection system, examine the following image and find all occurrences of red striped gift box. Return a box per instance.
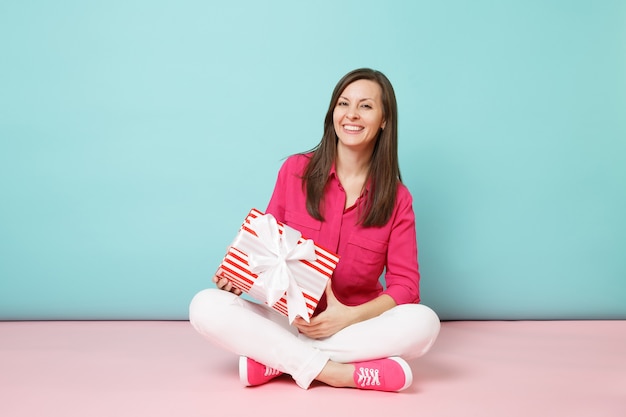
[216,208,340,322]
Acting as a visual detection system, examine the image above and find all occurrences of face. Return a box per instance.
[333,79,386,154]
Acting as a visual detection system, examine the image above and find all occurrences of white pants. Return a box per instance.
[189,289,440,389]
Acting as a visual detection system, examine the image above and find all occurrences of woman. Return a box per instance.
[189,68,440,392]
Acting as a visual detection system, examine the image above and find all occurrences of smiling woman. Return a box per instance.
[189,68,440,393]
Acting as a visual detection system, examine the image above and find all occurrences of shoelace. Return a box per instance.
[356,367,381,386]
[264,366,282,377]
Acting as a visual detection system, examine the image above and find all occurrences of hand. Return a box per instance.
[212,274,242,296]
[293,281,356,339]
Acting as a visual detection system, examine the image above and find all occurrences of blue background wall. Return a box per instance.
[1,0,625,320]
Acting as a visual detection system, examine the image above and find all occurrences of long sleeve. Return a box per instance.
[381,187,420,305]
[265,159,289,223]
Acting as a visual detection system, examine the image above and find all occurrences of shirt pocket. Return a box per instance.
[346,234,388,266]
[284,210,322,239]
[335,234,388,297]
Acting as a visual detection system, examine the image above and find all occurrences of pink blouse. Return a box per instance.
[266,153,420,313]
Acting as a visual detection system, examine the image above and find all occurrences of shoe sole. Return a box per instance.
[388,357,413,391]
[239,356,251,386]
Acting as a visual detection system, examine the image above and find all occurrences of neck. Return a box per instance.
[335,145,372,182]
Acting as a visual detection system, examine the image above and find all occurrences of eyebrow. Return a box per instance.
[338,95,375,102]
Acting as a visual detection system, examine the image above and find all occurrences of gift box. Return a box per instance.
[216,208,340,323]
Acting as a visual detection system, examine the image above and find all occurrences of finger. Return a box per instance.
[216,277,230,290]
[296,325,316,338]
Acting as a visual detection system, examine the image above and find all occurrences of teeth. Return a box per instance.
[344,125,363,131]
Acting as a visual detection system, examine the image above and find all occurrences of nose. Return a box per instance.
[346,104,360,120]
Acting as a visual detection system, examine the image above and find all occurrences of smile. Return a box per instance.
[343,125,364,132]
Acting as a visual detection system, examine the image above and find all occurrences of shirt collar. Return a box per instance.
[328,162,371,197]
[329,163,338,179]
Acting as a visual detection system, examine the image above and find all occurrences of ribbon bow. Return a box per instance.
[247,214,317,323]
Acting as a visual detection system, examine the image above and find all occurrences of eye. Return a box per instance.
[337,100,348,106]
[361,103,373,109]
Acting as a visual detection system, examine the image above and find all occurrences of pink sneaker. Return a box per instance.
[239,356,283,387]
[352,357,413,392]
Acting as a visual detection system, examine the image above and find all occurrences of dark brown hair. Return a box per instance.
[302,68,401,227]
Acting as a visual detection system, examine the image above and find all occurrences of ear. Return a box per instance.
[381,120,387,130]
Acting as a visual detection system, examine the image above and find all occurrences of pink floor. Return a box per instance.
[1,320,625,417]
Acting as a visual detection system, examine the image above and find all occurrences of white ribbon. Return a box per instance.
[247,214,317,324]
